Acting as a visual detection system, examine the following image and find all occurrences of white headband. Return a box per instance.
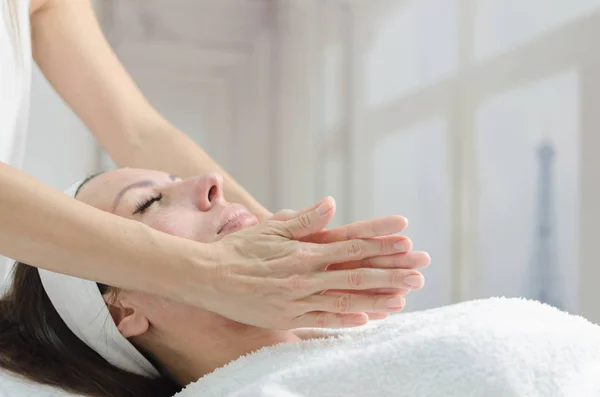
[38,180,159,378]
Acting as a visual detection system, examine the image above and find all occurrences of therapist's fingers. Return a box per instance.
[270,198,333,223]
[269,209,297,221]
[307,268,425,293]
[292,312,369,329]
[324,251,429,297]
[298,292,406,314]
[272,208,408,245]
[290,311,387,329]
[367,312,390,320]
[306,236,412,270]
[277,197,336,240]
[325,287,412,296]
[327,250,431,271]
[304,216,408,243]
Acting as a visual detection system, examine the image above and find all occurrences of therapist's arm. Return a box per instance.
[30,0,272,221]
[0,163,214,297]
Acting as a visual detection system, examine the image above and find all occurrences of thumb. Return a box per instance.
[270,209,298,222]
[270,198,327,222]
[279,197,335,239]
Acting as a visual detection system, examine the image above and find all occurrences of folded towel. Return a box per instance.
[174,298,600,397]
[0,371,85,397]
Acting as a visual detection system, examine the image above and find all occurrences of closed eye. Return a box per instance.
[133,194,163,215]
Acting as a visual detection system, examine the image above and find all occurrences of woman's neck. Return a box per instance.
[138,317,300,386]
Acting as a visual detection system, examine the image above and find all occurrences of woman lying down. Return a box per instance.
[1,169,600,397]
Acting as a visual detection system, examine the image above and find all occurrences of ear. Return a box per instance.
[103,294,150,339]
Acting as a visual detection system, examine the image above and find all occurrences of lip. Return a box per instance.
[217,204,258,235]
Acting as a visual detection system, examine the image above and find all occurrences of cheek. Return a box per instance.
[128,293,181,318]
[144,209,217,242]
[133,294,209,325]
[147,213,185,237]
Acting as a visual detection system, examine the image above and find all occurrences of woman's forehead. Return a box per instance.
[76,168,170,209]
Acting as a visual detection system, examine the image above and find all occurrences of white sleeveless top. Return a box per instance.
[0,0,32,168]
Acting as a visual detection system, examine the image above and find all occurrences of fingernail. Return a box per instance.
[318,197,333,215]
[348,314,368,326]
[386,296,405,308]
[403,274,424,289]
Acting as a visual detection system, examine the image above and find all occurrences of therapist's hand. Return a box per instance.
[205,197,423,330]
[270,204,430,321]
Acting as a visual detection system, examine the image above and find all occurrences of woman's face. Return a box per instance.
[76,168,260,339]
[77,168,259,242]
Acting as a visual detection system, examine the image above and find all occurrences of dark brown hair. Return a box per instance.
[0,174,181,396]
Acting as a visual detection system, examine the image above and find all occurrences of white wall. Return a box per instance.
[21,65,100,190]
[229,30,273,209]
[134,78,210,150]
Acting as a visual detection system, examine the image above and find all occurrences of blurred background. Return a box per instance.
[20,0,600,322]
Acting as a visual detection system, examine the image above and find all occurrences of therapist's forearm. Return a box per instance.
[31,0,272,222]
[0,162,214,299]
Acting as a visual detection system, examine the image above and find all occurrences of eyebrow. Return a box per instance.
[112,180,156,212]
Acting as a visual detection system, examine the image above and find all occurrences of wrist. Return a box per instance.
[139,226,219,306]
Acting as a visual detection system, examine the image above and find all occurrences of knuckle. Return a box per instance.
[263,220,284,235]
[334,294,352,313]
[314,312,328,328]
[214,264,233,280]
[298,213,313,229]
[372,296,383,311]
[369,222,378,237]
[286,274,308,291]
[244,278,267,297]
[342,225,351,241]
[345,242,364,258]
[389,270,404,287]
[379,238,388,253]
[294,247,311,261]
[348,269,366,288]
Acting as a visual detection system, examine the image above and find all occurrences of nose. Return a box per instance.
[193,172,224,211]
[169,172,224,211]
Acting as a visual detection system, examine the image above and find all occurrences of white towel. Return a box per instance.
[0,371,85,397]
[174,298,600,397]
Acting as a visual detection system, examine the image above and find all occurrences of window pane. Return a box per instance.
[475,0,600,61]
[365,0,458,108]
[475,70,580,312]
[371,118,452,310]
